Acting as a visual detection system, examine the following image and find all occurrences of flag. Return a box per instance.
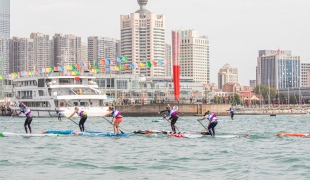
[81,62,85,67]
[105,67,110,72]
[76,70,81,75]
[164,60,168,65]
[152,60,157,66]
[110,66,115,71]
[115,66,120,71]
[100,68,105,72]
[88,61,91,68]
[140,62,145,67]
[67,71,72,76]
[18,72,21,77]
[105,59,110,65]
[158,60,163,66]
[122,56,128,62]
[124,64,129,70]
[110,59,115,65]
[46,68,51,73]
[35,69,39,74]
[93,60,98,66]
[117,57,122,63]
[42,68,46,73]
[96,68,100,73]
[180,56,184,60]
[120,65,125,71]
[135,62,139,68]
[130,64,135,69]
[72,65,76,70]
[146,61,152,67]
[58,66,63,72]
[100,59,106,65]
[66,65,72,70]
[51,67,54,72]
[92,69,96,73]
[72,71,76,76]
[76,64,82,69]
[54,66,59,71]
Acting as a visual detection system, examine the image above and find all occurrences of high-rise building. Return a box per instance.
[0,37,9,73]
[218,63,238,89]
[180,29,209,83]
[81,42,88,63]
[249,80,256,89]
[165,44,172,77]
[10,37,34,72]
[52,34,82,66]
[30,32,50,69]
[120,0,166,77]
[301,63,310,87]
[88,36,120,68]
[0,0,10,39]
[256,49,300,89]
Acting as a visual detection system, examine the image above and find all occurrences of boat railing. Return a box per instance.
[21,96,33,99]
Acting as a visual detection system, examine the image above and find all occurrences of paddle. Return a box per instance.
[162,114,180,133]
[3,110,15,131]
[103,117,124,134]
[197,119,208,130]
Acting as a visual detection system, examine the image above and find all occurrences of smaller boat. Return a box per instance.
[74,131,129,137]
[277,132,310,137]
[168,133,203,138]
[0,132,60,137]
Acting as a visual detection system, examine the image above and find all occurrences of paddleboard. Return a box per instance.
[48,120,69,122]
[168,133,203,138]
[42,130,74,135]
[277,132,310,137]
[0,132,60,137]
[152,120,165,122]
[216,134,250,138]
[74,132,105,136]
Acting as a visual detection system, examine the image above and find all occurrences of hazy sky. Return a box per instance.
[11,0,310,85]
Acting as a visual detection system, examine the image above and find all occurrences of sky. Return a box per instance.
[10,0,310,85]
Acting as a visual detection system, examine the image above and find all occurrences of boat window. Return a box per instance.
[80,102,85,106]
[39,90,44,96]
[38,79,45,87]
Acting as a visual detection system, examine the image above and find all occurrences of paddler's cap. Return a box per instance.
[18,103,23,107]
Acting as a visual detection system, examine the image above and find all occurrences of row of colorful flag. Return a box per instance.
[0,59,172,80]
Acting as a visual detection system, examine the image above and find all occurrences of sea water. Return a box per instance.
[0,115,310,179]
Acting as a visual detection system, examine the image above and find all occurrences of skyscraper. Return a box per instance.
[88,36,120,68]
[10,37,34,72]
[0,37,9,73]
[52,34,82,66]
[30,32,50,69]
[120,0,166,77]
[218,63,238,89]
[256,49,300,89]
[165,44,172,77]
[180,29,209,83]
[0,0,10,38]
[301,63,310,87]
[81,42,88,63]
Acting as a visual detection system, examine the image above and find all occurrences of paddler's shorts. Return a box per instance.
[115,117,122,123]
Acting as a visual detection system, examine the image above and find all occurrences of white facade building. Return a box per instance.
[180,29,209,83]
[81,42,88,63]
[30,32,50,69]
[0,37,9,73]
[120,0,166,77]
[218,63,238,89]
[0,0,10,39]
[10,37,34,72]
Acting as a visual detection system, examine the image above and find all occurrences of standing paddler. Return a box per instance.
[67,106,87,132]
[102,105,123,135]
[198,111,218,137]
[13,101,33,134]
[158,104,179,134]
[227,106,234,120]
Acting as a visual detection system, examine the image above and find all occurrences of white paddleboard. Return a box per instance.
[0,132,59,137]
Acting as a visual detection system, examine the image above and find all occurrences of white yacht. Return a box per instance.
[9,75,109,117]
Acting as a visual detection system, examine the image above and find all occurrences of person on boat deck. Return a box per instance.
[198,111,218,137]
[227,107,234,120]
[102,106,123,135]
[56,109,62,121]
[68,106,87,132]
[158,104,179,133]
[13,101,33,134]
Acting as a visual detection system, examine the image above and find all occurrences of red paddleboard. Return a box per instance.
[277,132,310,137]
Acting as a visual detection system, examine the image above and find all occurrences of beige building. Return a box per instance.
[218,63,238,89]
[222,82,240,93]
[0,37,10,74]
[52,34,82,66]
[30,32,50,69]
[10,37,34,72]
[81,42,88,63]
[88,36,120,68]
[165,44,172,77]
[180,30,210,83]
[120,0,166,77]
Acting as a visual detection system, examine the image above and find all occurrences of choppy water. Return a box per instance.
[0,115,310,179]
